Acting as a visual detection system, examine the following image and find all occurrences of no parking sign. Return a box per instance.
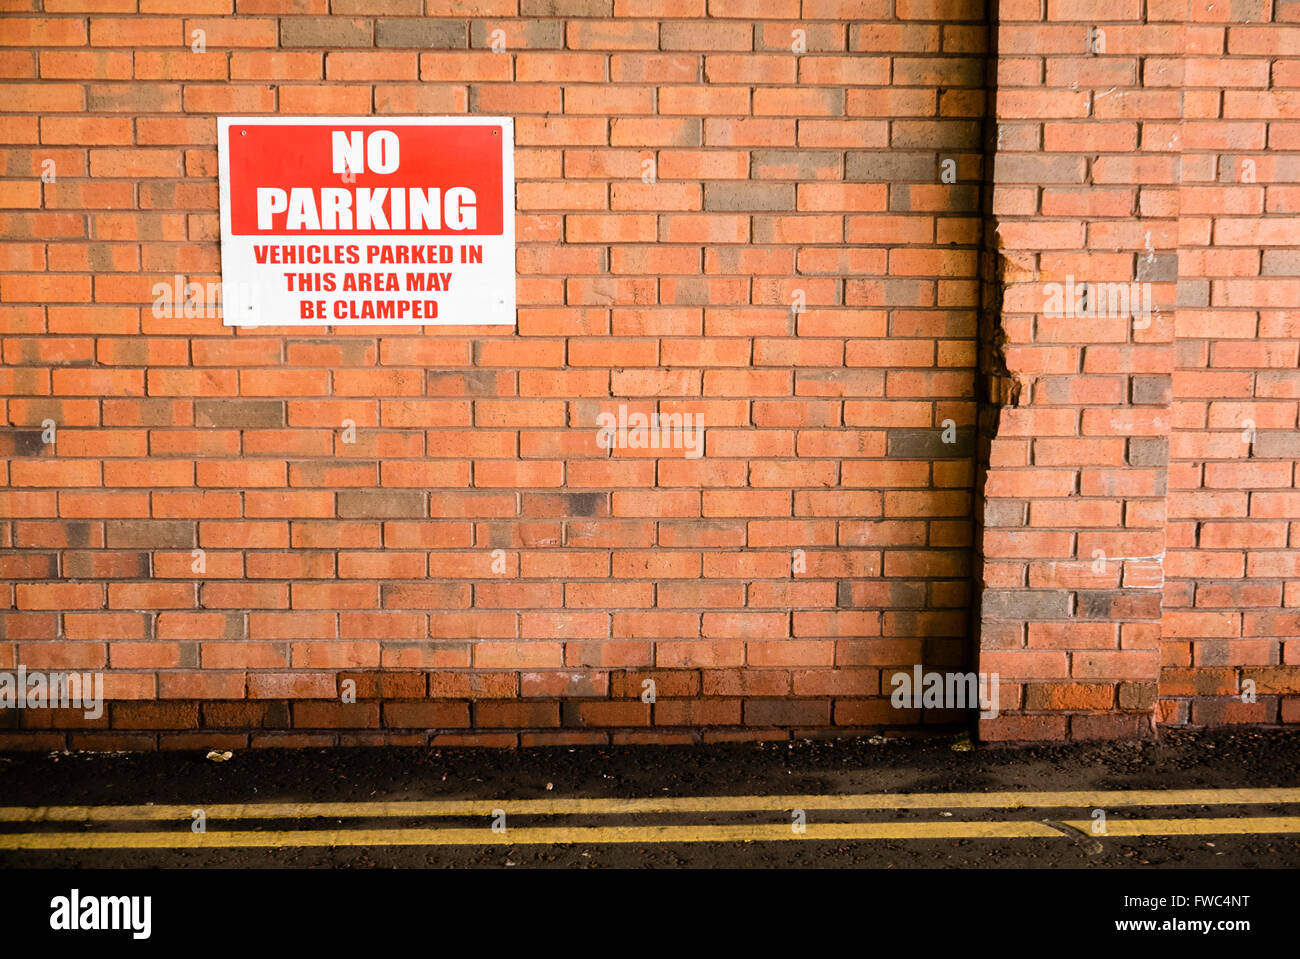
[217,116,515,326]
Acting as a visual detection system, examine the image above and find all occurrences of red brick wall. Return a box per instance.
[1162,3,1300,729]
[975,3,1182,742]
[976,0,1300,741]
[0,0,1296,749]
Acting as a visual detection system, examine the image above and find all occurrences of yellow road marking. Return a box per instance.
[1064,817,1300,837]
[2,787,1298,823]
[0,820,1065,849]
[3,817,1300,850]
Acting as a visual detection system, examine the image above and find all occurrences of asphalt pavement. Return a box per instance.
[2,727,1299,868]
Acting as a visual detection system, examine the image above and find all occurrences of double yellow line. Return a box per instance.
[2,787,1299,850]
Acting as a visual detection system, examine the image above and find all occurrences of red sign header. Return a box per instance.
[225,122,504,237]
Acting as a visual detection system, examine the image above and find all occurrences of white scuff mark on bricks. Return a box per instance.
[1120,554,1166,590]
[1084,554,1166,590]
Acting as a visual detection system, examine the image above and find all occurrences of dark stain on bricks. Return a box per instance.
[447,366,506,395]
[88,243,117,273]
[202,701,291,729]
[1136,252,1178,282]
[105,520,196,549]
[982,589,1070,620]
[117,399,187,427]
[62,521,94,549]
[704,182,795,212]
[280,18,373,47]
[837,581,853,608]
[565,492,605,517]
[291,338,375,366]
[1128,436,1168,467]
[140,181,176,208]
[1131,374,1172,405]
[4,431,47,456]
[264,702,291,728]
[887,427,976,458]
[752,150,842,181]
[1076,590,1162,620]
[111,702,199,730]
[890,582,929,607]
[1076,591,1119,619]
[470,20,562,48]
[4,152,30,177]
[106,338,150,366]
[984,498,1026,527]
[523,492,606,518]
[846,151,934,181]
[522,0,612,15]
[61,550,148,579]
[1118,682,1158,711]
[196,399,285,428]
[1261,250,1300,276]
[1176,278,1210,308]
[483,523,513,549]
[375,18,467,48]
[460,368,507,394]
[1254,431,1300,458]
[337,491,426,518]
[890,183,979,213]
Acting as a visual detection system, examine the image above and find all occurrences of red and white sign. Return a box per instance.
[217,116,514,326]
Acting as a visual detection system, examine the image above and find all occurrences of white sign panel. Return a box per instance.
[217,116,515,326]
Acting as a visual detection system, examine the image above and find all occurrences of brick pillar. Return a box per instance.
[975,3,1185,741]
[1161,4,1300,728]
